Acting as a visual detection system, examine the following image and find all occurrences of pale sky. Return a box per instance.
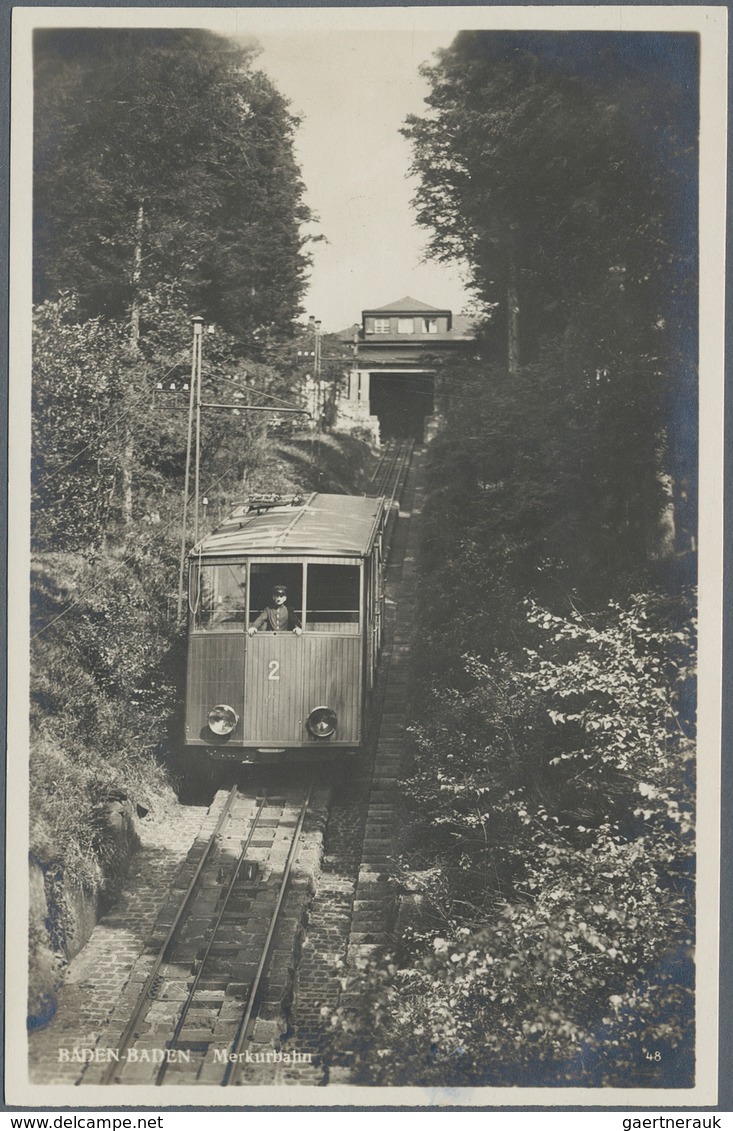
[251,30,472,332]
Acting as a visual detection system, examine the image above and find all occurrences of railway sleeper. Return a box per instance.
[170,1037,213,1052]
[192,977,232,992]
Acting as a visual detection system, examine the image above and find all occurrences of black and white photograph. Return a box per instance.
[6,4,726,1108]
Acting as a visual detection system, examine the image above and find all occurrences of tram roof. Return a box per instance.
[192,493,385,558]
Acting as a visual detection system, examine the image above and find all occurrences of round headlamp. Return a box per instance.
[306,706,338,738]
[208,704,239,736]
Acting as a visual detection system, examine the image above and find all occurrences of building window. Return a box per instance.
[397,318,415,334]
[422,318,438,334]
[372,318,390,334]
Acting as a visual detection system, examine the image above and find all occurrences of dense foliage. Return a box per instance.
[34,28,312,339]
[32,298,132,548]
[332,32,698,1088]
[402,31,698,550]
[332,447,696,1088]
[31,539,181,893]
[31,295,350,550]
[28,28,335,1020]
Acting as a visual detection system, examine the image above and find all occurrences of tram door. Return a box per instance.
[244,635,305,743]
[243,562,305,744]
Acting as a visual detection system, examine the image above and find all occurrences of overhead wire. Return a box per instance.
[40,352,190,482]
[33,343,473,641]
[213,371,310,411]
[31,400,310,642]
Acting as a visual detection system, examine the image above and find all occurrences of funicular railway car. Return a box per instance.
[184,493,388,764]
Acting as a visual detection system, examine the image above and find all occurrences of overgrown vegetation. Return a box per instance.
[29,410,370,1021]
[332,583,695,1086]
[28,28,363,1023]
[331,32,697,1088]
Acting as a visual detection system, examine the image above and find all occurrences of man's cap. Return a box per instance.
[272,585,287,595]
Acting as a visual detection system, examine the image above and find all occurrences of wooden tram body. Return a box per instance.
[184,493,387,763]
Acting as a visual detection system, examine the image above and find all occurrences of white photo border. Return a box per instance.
[7,4,727,1108]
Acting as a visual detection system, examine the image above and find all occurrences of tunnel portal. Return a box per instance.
[369,371,435,442]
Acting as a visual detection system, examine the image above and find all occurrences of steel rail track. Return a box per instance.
[369,439,414,561]
[101,783,313,1086]
[100,785,241,1085]
[222,782,315,1086]
[369,439,401,496]
[386,440,414,513]
[373,438,411,502]
[154,791,269,1085]
[368,438,396,490]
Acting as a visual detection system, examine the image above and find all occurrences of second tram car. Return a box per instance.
[184,493,388,764]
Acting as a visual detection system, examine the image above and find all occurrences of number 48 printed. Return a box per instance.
[644,1050,662,1062]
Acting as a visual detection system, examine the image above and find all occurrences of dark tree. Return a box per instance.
[31,297,133,549]
[34,29,312,341]
[403,32,698,565]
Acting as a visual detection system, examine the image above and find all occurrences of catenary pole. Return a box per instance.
[177,316,203,620]
[176,317,311,619]
[193,319,204,546]
[315,318,322,429]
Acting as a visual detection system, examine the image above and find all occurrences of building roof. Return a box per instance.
[333,304,477,345]
[334,322,361,341]
[362,296,450,315]
[193,494,384,558]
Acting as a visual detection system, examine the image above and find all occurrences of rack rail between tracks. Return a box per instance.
[100,783,314,1086]
[369,438,415,509]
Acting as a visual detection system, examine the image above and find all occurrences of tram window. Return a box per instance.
[306,564,360,632]
[191,563,247,632]
[248,563,304,628]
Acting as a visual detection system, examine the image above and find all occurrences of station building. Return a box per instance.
[332,297,475,444]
